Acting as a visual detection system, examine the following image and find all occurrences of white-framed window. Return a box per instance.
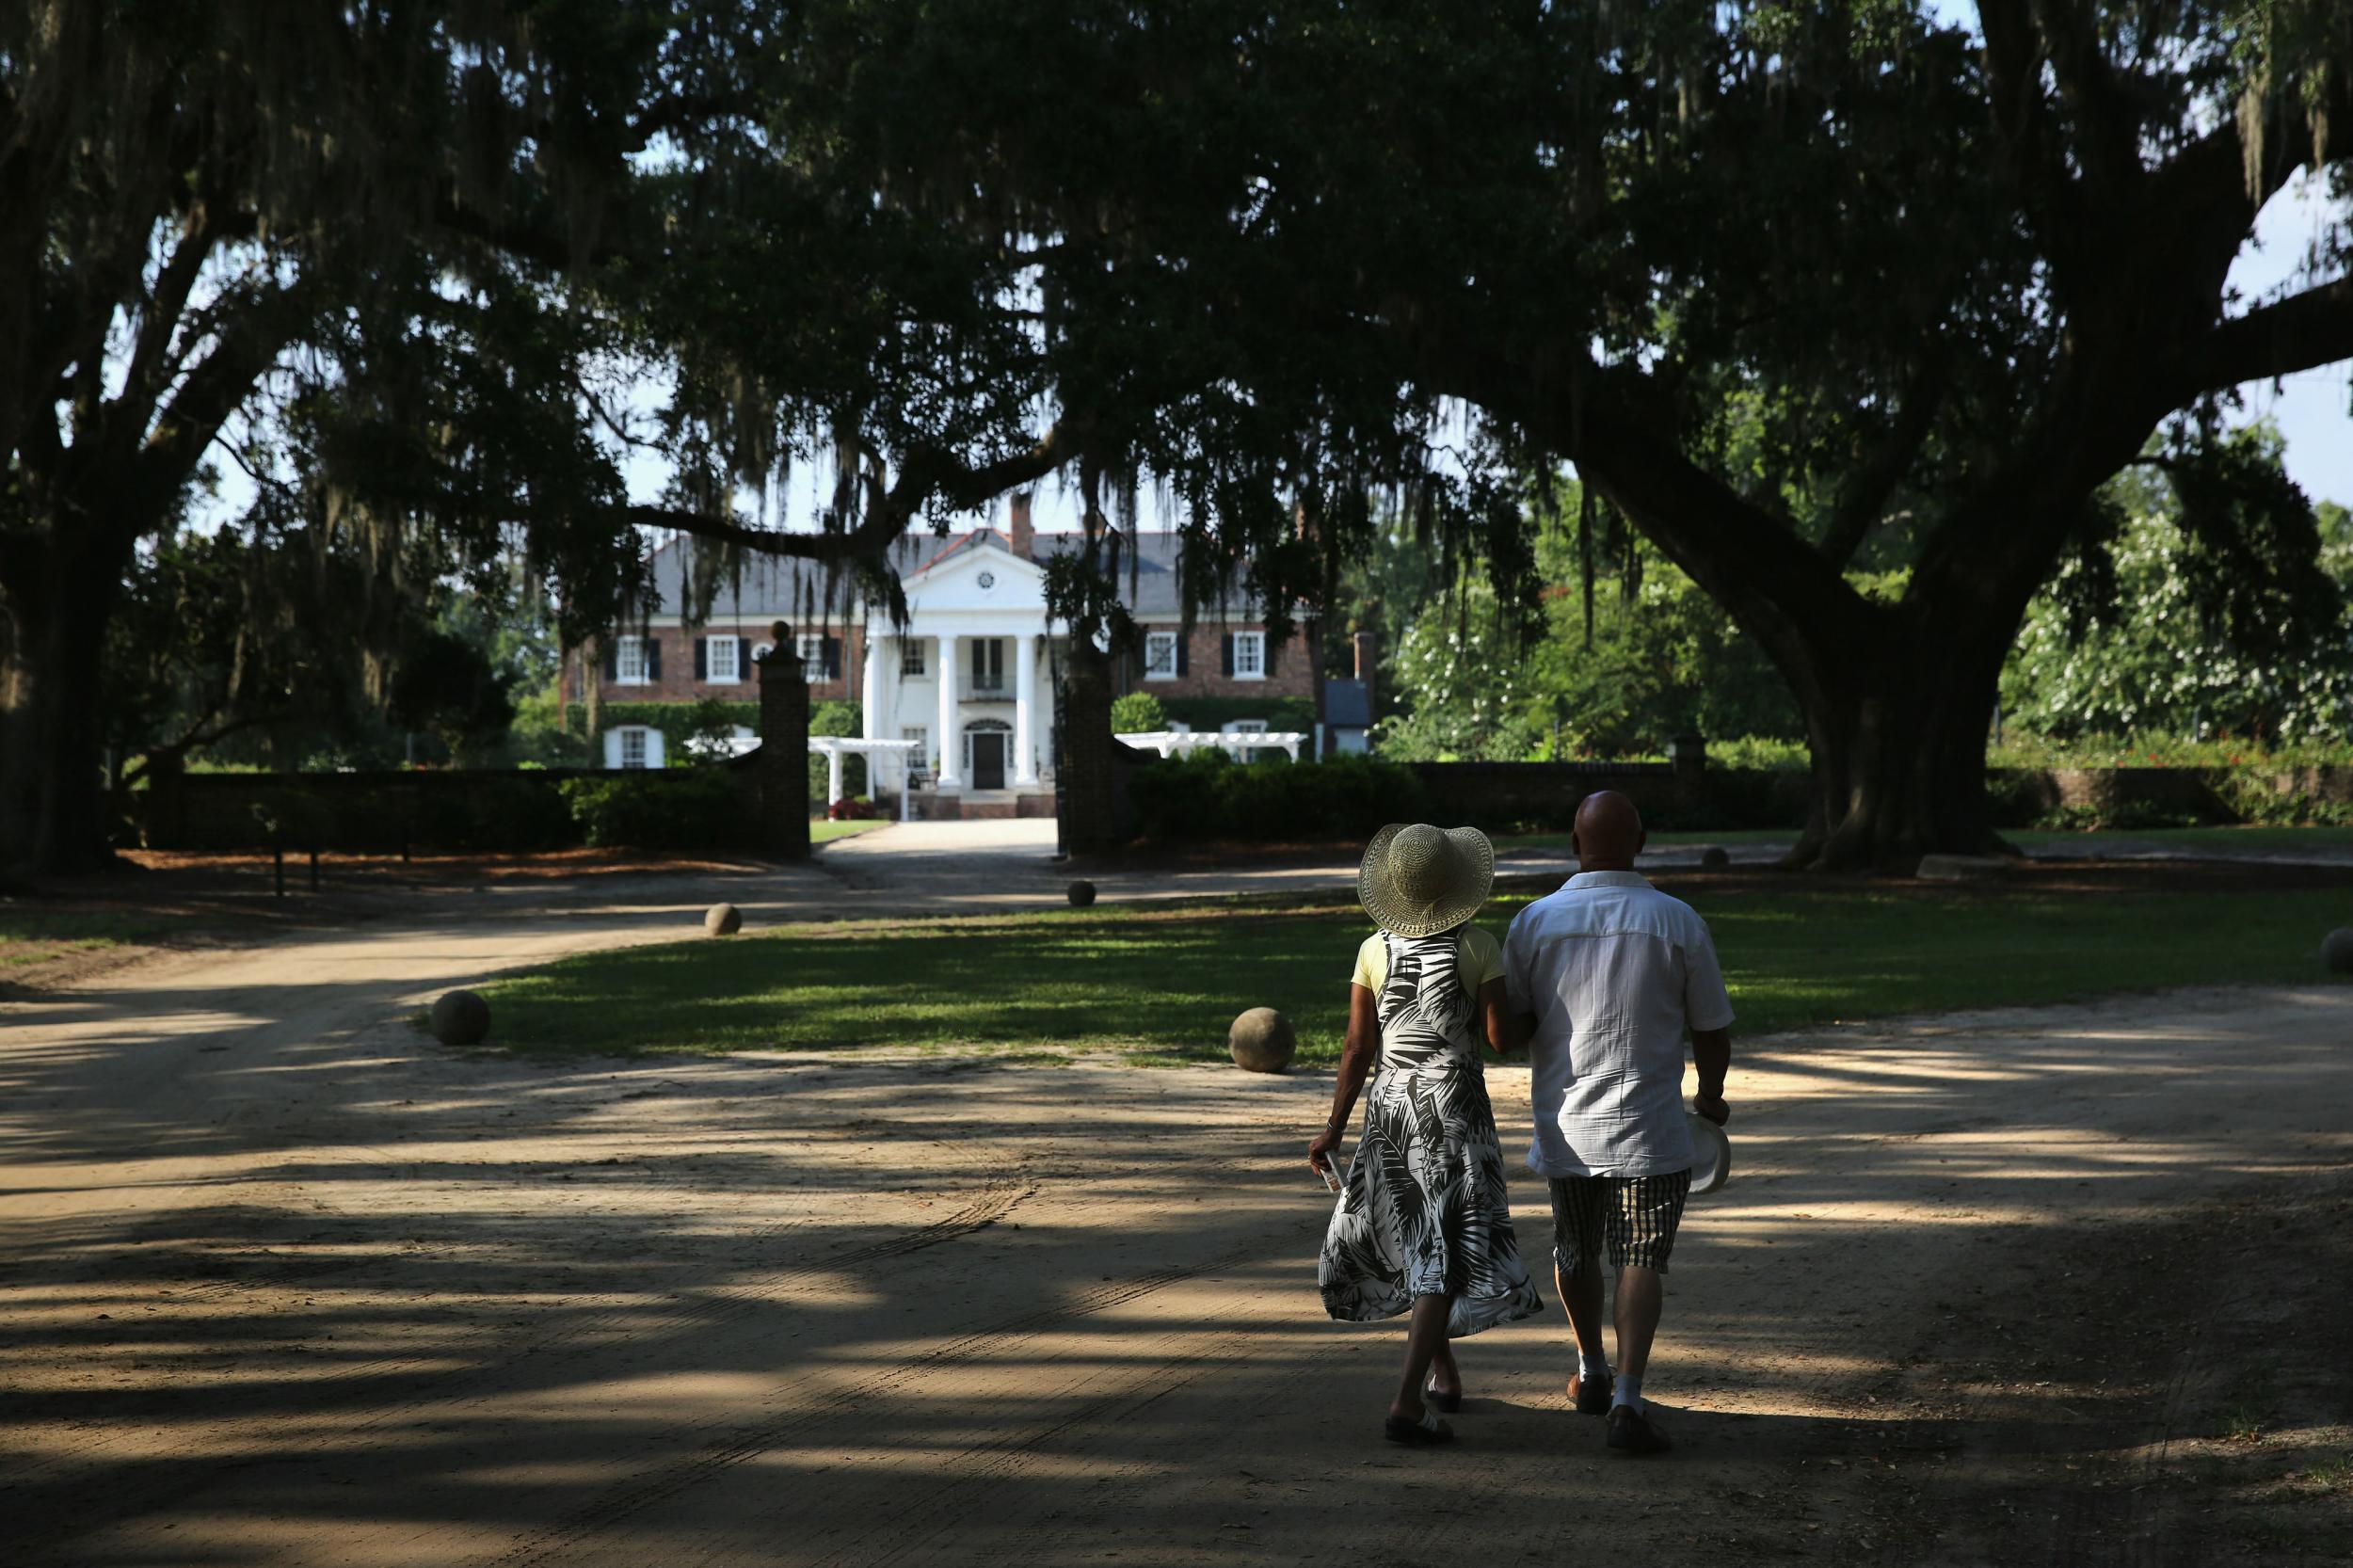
[615,634,652,685]
[1143,630,1179,680]
[970,637,1005,693]
[901,639,927,677]
[902,725,929,772]
[1232,631,1266,680]
[705,634,741,684]
[795,632,842,680]
[608,725,664,770]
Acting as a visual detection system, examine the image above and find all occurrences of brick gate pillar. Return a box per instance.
[1059,638,1116,856]
[757,620,810,859]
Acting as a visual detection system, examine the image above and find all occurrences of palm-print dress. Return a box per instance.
[1319,931,1545,1336]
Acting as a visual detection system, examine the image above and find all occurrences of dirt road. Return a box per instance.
[3,868,2348,1566]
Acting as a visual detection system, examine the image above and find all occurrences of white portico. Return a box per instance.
[858,533,1058,794]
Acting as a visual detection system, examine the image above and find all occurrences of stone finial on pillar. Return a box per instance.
[758,621,811,859]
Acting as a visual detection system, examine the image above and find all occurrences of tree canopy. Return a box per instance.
[11,2,2353,872]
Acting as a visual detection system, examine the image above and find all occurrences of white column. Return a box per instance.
[860,629,883,739]
[1013,632,1040,785]
[825,744,845,806]
[935,633,962,791]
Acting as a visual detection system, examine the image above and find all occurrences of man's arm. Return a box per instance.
[1690,1026,1732,1125]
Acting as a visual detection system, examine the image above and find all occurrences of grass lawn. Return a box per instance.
[475,880,2352,1064]
[810,818,889,844]
[1498,825,2353,856]
[2010,824,2353,854]
[1497,827,1798,851]
[0,911,172,968]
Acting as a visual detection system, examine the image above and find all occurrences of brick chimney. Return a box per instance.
[1008,490,1034,559]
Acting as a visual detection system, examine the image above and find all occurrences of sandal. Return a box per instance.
[1384,1406,1454,1446]
[1425,1377,1464,1414]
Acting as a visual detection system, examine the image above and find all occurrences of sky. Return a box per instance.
[2223,172,2353,508]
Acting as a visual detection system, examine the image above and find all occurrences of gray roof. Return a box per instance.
[641,529,1259,623]
[1322,678,1371,728]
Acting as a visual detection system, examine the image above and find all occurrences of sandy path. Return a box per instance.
[3,874,2349,1565]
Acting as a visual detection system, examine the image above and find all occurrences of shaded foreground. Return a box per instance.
[479,867,2353,1060]
[3,974,2348,1566]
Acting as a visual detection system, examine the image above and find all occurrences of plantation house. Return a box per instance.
[565,499,1320,811]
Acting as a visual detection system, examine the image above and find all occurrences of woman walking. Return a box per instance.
[1310,822,1545,1445]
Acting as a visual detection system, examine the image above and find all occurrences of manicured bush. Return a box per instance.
[826,795,881,820]
[1110,691,1167,733]
[1130,754,1425,842]
[560,769,750,849]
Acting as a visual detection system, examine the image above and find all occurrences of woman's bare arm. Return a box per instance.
[1481,978,1529,1055]
[1308,984,1380,1176]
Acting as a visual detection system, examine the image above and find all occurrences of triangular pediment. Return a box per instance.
[899,530,1048,613]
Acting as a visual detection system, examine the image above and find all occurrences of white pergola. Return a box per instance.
[809,736,923,822]
[1115,729,1307,762]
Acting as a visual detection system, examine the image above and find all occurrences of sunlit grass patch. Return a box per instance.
[474,883,2352,1063]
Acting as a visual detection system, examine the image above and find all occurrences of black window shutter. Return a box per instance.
[602,644,618,681]
[1221,633,1234,676]
[823,635,841,680]
[1176,633,1189,676]
[737,636,750,675]
[646,638,662,680]
[1262,632,1278,675]
[695,637,708,680]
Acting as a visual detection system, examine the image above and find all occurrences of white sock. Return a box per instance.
[1611,1373,1643,1411]
[1578,1348,1610,1384]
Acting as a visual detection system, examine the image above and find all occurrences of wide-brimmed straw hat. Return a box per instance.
[1358,823,1496,938]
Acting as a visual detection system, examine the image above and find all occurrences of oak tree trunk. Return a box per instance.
[1783,614,2013,872]
[0,532,131,875]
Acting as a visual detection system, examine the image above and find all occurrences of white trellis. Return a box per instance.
[1114,729,1306,762]
[808,736,923,822]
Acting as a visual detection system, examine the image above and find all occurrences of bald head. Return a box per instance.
[1572,790,1645,871]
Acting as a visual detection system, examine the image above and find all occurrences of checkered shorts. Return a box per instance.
[1546,1170,1692,1275]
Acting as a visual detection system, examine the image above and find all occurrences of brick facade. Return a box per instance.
[1113,621,1318,702]
[573,619,1310,710]
[568,625,869,708]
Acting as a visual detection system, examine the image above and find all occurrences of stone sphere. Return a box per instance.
[1700,845,1732,870]
[704,903,743,936]
[1916,852,2010,882]
[1228,1006,1296,1074]
[1067,880,1097,908]
[2324,927,2353,974]
[430,990,490,1047]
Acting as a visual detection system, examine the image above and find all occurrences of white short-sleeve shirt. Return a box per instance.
[1504,871,1736,1178]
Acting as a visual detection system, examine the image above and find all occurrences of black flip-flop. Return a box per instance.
[1385,1406,1454,1445]
[1425,1378,1464,1414]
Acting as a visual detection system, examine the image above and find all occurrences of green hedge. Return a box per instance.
[558,770,752,849]
[1157,696,1318,732]
[1130,754,1424,841]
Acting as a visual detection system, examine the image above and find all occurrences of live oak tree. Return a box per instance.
[0,2,1080,873]
[762,0,2353,868]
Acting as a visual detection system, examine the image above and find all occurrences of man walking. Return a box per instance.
[1503,790,1733,1455]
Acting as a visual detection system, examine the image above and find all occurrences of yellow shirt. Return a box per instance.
[1350,926,1507,996]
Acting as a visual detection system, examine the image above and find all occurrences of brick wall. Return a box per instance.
[1117,621,1318,701]
[569,626,867,707]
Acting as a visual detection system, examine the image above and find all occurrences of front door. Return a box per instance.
[970,730,1006,790]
